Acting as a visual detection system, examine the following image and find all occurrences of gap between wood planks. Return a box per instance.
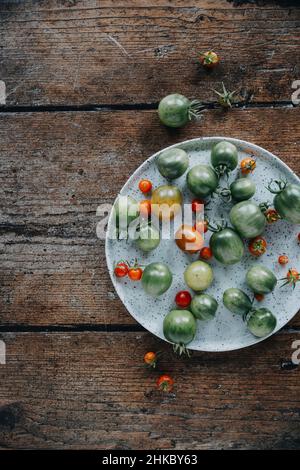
[0,100,295,114]
[0,324,298,334]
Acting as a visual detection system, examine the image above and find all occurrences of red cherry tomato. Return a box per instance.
[114,262,129,278]
[278,255,289,265]
[254,293,264,302]
[194,219,208,234]
[139,199,151,218]
[191,198,205,213]
[175,290,192,308]
[248,236,267,257]
[200,247,213,260]
[139,179,152,193]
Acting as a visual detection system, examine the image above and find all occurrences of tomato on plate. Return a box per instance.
[281,268,300,289]
[240,157,256,175]
[142,262,172,297]
[139,199,151,218]
[175,225,204,254]
[194,219,209,234]
[190,294,218,320]
[114,261,129,278]
[128,267,143,281]
[200,247,213,260]
[139,179,152,193]
[156,148,189,179]
[246,264,277,294]
[278,255,289,265]
[210,227,244,265]
[247,308,277,338]
[163,309,196,356]
[175,290,192,308]
[223,288,252,316]
[191,198,205,213]
[211,141,238,176]
[248,236,267,257]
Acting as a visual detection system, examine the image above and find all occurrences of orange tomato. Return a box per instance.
[254,293,264,302]
[194,219,209,234]
[240,157,256,175]
[128,267,143,281]
[157,375,174,392]
[278,255,289,265]
[144,351,158,368]
[175,225,204,254]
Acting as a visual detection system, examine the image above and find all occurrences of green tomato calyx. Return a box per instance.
[213,82,237,109]
[173,343,191,357]
[188,100,205,121]
[267,179,288,195]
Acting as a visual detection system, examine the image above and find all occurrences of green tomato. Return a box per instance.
[184,260,214,291]
[223,288,252,316]
[230,201,266,238]
[190,294,218,321]
[136,224,160,252]
[273,183,300,224]
[158,94,191,128]
[209,228,244,265]
[186,164,219,198]
[246,264,277,294]
[211,141,238,175]
[246,308,277,338]
[114,195,139,236]
[163,309,196,351]
[230,177,256,202]
[142,262,172,297]
[156,148,189,180]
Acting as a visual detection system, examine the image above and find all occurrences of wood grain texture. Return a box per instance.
[0,108,299,327]
[0,331,299,449]
[0,0,299,106]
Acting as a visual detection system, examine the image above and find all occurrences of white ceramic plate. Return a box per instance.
[105,137,300,351]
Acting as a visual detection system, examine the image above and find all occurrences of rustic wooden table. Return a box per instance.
[0,0,299,450]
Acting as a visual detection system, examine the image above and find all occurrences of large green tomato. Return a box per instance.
[186,164,218,198]
[230,177,256,202]
[230,201,266,238]
[163,309,196,353]
[211,141,238,175]
[209,228,244,265]
[246,264,277,294]
[136,224,160,252]
[223,288,252,316]
[190,294,218,320]
[247,308,277,338]
[273,183,300,224]
[184,261,214,291]
[142,262,172,297]
[158,94,191,128]
[156,148,189,179]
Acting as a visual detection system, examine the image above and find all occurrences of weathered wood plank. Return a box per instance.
[0,331,299,449]
[0,108,299,326]
[0,0,299,106]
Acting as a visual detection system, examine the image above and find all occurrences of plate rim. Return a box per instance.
[105,136,300,352]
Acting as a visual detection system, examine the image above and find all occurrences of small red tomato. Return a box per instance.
[240,157,256,175]
[144,351,158,368]
[191,198,205,213]
[298,233,300,243]
[265,208,281,224]
[278,255,289,265]
[200,246,213,260]
[194,219,209,234]
[139,199,151,218]
[139,179,152,193]
[175,290,192,308]
[281,268,300,289]
[114,262,128,278]
[157,374,174,392]
[254,293,264,302]
[128,267,143,281]
[199,51,220,69]
[248,236,267,257]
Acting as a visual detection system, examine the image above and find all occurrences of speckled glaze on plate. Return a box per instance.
[105,137,300,352]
